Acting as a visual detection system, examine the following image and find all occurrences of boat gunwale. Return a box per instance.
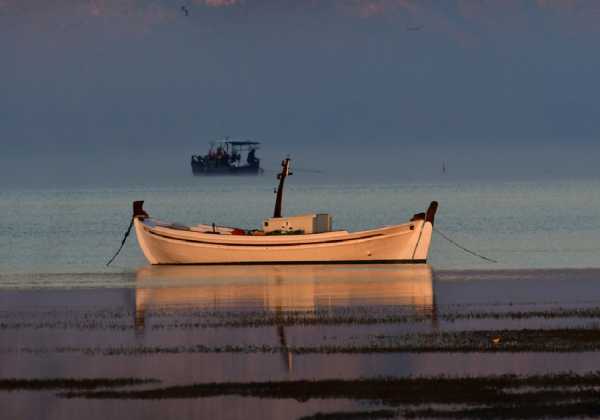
[143,223,417,249]
[142,219,420,246]
[150,259,427,266]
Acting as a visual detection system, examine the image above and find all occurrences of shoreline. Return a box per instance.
[0,266,599,290]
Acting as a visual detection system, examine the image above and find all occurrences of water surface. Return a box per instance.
[2,266,600,419]
[1,178,599,278]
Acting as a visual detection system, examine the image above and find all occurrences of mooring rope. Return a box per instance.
[433,226,498,263]
[106,217,134,267]
[105,218,496,266]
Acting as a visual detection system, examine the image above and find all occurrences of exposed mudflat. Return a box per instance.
[3,266,600,419]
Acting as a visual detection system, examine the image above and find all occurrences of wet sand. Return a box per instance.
[2,265,600,419]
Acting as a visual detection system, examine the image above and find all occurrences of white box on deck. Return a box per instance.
[263,214,332,234]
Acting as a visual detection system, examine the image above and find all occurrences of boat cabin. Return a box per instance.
[263,214,332,235]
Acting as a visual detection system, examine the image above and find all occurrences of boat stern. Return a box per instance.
[132,201,160,265]
[411,201,438,261]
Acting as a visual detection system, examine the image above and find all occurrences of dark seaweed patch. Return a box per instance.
[0,377,159,391]
[59,373,600,419]
[61,372,600,400]
[19,327,600,355]
[7,305,600,332]
[297,409,398,420]
[404,401,600,419]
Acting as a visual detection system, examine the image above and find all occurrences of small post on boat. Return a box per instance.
[273,158,292,218]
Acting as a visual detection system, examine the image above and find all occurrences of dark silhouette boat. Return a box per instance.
[191,139,262,175]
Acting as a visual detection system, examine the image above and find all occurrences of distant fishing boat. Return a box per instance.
[191,138,262,175]
[133,158,438,265]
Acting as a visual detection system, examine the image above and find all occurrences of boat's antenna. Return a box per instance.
[273,157,292,218]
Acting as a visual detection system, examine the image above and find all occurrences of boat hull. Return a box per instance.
[134,217,434,265]
[191,160,262,176]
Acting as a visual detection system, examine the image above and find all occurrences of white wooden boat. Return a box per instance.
[133,159,437,265]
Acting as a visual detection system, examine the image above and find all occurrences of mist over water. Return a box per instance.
[2,141,599,190]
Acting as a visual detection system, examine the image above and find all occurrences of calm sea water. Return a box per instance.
[3,265,600,419]
[1,176,600,418]
[1,177,599,281]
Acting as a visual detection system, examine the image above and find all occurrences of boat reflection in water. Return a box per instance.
[135,264,435,313]
[135,264,435,372]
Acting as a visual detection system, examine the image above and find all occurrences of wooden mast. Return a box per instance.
[273,158,292,218]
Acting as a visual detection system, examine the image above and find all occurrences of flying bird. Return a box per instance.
[181,5,189,16]
[407,25,423,31]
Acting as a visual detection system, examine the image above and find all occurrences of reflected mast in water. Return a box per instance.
[134,264,436,373]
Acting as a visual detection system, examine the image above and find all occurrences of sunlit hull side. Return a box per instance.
[133,216,434,265]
